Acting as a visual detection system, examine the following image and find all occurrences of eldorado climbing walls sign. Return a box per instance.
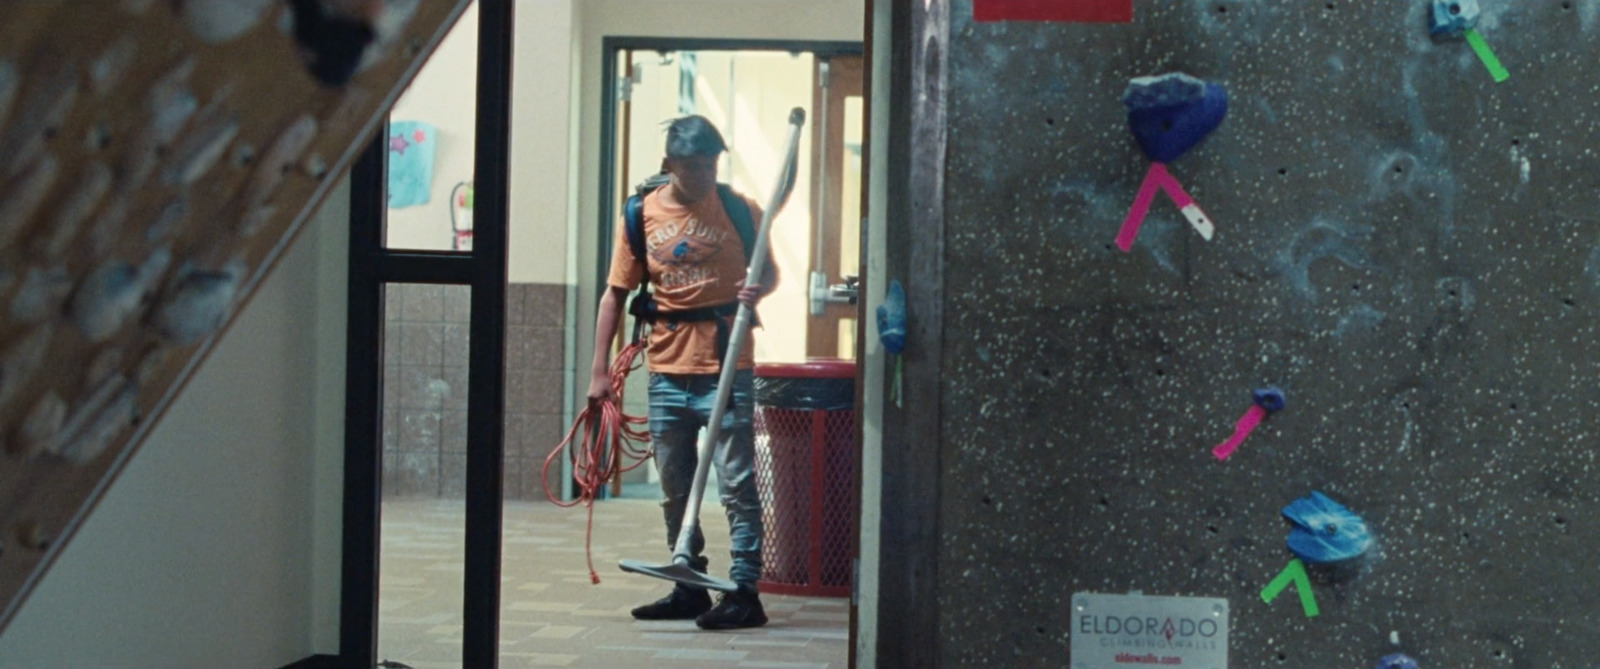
[1070,593,1229,668]
[973,0,1133,23]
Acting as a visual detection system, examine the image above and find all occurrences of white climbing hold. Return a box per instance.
[91,36,139,97]
[156,265,240,344]
[11,266,74,325]
[162,112,240,186]
[180,0,279,44]
[17,391,67,459]
[69,248,173,343]
[248,115,319,208]
[48,374,136,466]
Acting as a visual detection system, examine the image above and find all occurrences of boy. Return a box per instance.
[587,115,777,630]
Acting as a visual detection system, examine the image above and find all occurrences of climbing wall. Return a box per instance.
[935,0,1600,666]
[0,0,469,631]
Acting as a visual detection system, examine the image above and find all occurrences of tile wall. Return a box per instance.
[381,283,568,501]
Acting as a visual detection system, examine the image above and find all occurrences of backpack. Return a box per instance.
[622,174,757,337]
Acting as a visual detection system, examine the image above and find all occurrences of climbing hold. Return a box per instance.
[156,266,241,344]
[1213,387,1285,461]
[1429,0,1480,39]
[1377,653,1418,669]
[70,249,174,343]
[1283,491,1373,564]
[90,36,138,96]
[11,266,74,325]
[48,375,137,466]
[16,392,67,459]
[243,115,319,216]
[1122,72,1228,164]
[1253,386,1288,412]
[181,0,278,44]
[162,112,241,186]
[877,279,907,355]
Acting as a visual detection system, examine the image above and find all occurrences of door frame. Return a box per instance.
[593,35,869,666]
[595,37,863,299]
[339,1,515,667]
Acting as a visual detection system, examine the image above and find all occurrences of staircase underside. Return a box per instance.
[0,0,470,633]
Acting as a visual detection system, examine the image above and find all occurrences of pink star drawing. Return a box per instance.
[389,133,410,155]
[413,129,427,143]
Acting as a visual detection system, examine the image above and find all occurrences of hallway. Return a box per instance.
[377,498,848,668]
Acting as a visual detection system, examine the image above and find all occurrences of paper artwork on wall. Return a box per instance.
[387,119,436,209]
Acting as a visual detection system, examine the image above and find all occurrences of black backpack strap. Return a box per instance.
[716,184,756,265]
[624,193,648,281]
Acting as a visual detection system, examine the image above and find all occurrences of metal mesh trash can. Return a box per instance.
[753,359,857,598]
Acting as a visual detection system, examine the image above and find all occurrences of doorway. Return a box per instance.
[348,12,871,667]
[592,38,868,668]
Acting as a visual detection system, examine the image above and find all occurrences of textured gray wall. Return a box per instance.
[937,1,1600,666]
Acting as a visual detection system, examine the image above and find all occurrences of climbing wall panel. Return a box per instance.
[0,0,470,632]
[935,0,1600,666]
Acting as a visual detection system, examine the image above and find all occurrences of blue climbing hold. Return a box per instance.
[1377,653,1418,669]
[877,279,907,355]
[1122,72,1228,163]
[1429,0,1480,38]
[1253,387,1287,413]
[1282,491,1373,564]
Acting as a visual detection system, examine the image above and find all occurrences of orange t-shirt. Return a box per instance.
[607,188,765,374]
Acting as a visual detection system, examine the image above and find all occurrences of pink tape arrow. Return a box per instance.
[1213,404,1266,461]
[1115,163,1216,252]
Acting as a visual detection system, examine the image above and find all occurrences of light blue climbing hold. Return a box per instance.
[1377,653,1418,669]
[877,279,906,355]
[1282,491,1373,564]
[1429,0,1480,38]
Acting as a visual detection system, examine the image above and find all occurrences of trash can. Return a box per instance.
[753,359,857,598]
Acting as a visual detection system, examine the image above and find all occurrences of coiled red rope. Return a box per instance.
[543,337,653,584]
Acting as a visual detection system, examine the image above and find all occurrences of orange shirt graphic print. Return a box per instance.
[606,188,764,374]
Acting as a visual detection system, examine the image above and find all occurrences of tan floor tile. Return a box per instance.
[499,652,581,666]
[528,625,589,639]
[506,601,582,612]
[379,499,844,667]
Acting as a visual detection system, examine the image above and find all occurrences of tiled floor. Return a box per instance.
[377,496,850,668]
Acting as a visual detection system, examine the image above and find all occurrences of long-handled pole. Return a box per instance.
[620,108,807,591]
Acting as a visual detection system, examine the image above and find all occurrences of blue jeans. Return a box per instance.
[648,369,764,588]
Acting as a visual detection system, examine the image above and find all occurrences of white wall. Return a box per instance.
[510,0,578,285]
[387,1,480,251]
[0,181,350,667]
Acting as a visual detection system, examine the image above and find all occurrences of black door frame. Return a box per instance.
[339,1,514,667]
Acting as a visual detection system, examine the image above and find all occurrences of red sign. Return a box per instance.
[973,0,1133,23]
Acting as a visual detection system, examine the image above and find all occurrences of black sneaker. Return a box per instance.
[630,584,712,620]
[695,586,768,630]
